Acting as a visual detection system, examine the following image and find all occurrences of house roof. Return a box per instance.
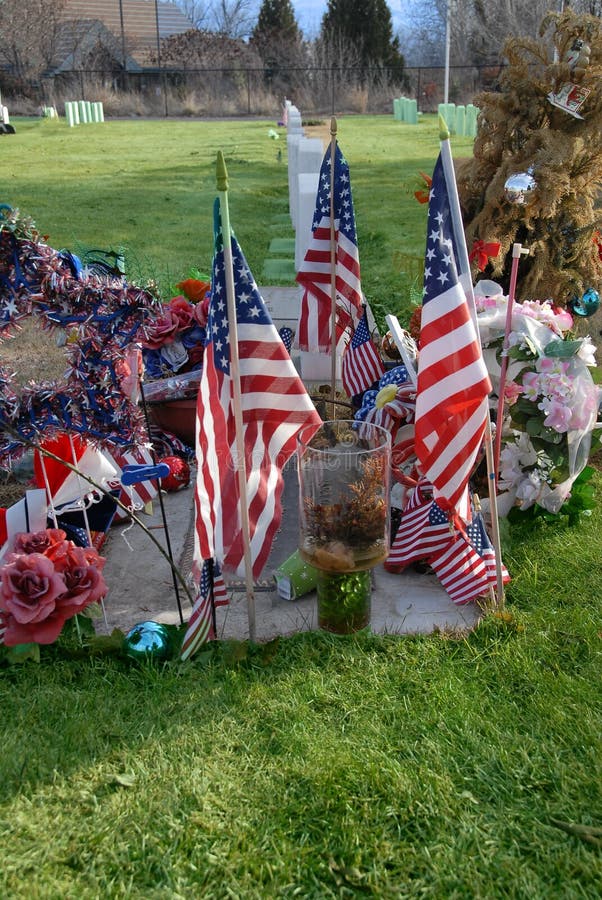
[59,0,193,66]
[49,20,143,74]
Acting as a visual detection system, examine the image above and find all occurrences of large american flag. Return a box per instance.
[341,307,385,397]
[414,150,491,516]
[194,198,321,583]
[295,141,363,353]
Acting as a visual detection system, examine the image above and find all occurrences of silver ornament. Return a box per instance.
[504,169,537,205]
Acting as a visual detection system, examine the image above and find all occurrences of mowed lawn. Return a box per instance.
[0,115,601,898]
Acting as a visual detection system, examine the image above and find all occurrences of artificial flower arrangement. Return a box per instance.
[141,277,210,402]
[476,288,601,521]
[0,528,107,649]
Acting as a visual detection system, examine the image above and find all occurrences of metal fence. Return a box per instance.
[40,64,505,118]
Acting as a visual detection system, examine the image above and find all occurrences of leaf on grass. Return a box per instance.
[221,639,249,666]
[329,858,368,887]
[87,629,126,655]
[6,642,40,664]
[492,610,515,624]
[108,772,137,788]
[550,818,602,848]
[258,636,280,666]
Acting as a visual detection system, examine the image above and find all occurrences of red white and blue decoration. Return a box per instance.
[0,208,159,461]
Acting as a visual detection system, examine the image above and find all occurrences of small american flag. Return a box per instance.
[295,141,363,352]
[428,537,491,605]
[278,327,294,354]
[180,559,229,660]
[466,512,510,587]
[414,150,491,515]
[341,307,385,397]
[386,482,453,569]
[194,199,321,583]
[107,445,159,521]
[0,611,6,645]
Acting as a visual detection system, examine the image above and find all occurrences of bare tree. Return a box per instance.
[209,0,258,39]
[0,0,66,84]
[174,0,211,30]
[399,0,561,67]
[174,0,257,36]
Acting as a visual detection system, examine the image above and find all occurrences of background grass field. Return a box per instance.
[1,114,601,898]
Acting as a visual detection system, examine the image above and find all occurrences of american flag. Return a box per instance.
[466,512,510,587]
[295,141,363,353]
[194,198,321,582]
[386,482,453,570]
[341,307,385,397]
[428,536,491,605]
[0,611,6,645]
[107,446,159,522]
[386,486,495,605]
[414,150,491,516]
[180,559,229,660]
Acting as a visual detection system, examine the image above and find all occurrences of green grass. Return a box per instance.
[1,114,473,328]
[1,115,601,897]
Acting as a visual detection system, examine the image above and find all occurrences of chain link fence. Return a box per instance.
[38,64,505,118]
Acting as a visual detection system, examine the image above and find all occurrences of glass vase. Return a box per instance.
[316,569,372,634]
[297,420,391,575]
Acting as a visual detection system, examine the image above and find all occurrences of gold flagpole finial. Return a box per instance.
[438,113,450,141]
[330,116,337,137]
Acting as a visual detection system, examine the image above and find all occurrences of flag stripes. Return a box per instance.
[342,308,385,397]
[194,198,321,587]
[181,559,230,661]
[429,539,491,605]
[386,485,453,569]
[414,150,491,515]
[295,143,363,353]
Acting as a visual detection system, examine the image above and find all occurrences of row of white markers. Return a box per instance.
[64,100,105,127]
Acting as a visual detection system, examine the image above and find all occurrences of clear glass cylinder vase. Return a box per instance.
[297,420,391,575]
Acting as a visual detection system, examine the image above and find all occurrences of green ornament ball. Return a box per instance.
[124,621,172,661]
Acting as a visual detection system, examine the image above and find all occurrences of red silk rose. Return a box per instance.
[168,295,195,331]
[193,296,209,328]
[13,528,66,556]
[141,308,180,349]
[54,545,107,613]
[1,553,66,624]
[0,530,108,646]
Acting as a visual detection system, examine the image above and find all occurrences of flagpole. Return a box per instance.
[438,115,506,607]
[493,242,530,481]
[216,151,257,643]
[329,115,338,418]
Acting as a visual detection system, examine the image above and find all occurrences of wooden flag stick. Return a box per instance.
[438,116,505,606]
[67,435,109,627]
[68,435,93,548]
[493,242,530,483]
[329,115,338,418]
[216,150,256,643]
[37,454,59,529]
